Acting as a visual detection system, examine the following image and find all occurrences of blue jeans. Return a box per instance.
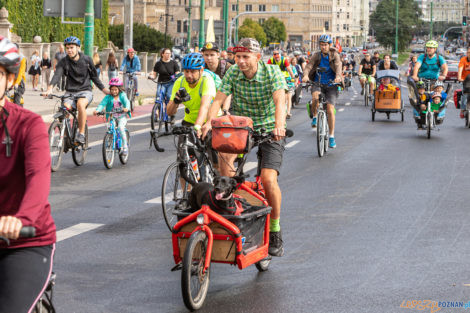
[157,81,174,104]
[462,93,468,110]
[108,70,118,82]
[111,116,128,148]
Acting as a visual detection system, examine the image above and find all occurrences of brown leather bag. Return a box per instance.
[211,115,254,153]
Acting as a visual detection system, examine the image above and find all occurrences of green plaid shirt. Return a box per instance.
[219,61,288,132]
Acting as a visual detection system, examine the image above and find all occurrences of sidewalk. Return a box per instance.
[21,74,158,123]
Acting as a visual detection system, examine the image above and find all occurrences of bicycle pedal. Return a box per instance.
[171,263,183,272]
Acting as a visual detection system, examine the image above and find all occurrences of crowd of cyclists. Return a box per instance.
[1,30,468,311]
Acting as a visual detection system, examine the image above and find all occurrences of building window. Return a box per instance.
[183,20,188,33]
[177,20,182,33]
[337,0,340,4]
[272,4,279,12]
[343,24,346,30]
[347,0,350,5]
[337,24,339,31]
[259,4,266,12]
[231,4,238,11]
[337,12,340,18]
[325,21,329,31]
[259,18,265,24]
[347,12,350,19]
[246,4,252,11]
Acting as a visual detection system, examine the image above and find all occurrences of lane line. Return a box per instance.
[126,122,150,126]
[56,223,104,242]
[345,102,351,106]
[285,140,300,148]
[338,108,345,112]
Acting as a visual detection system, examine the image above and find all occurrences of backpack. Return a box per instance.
[421,53,442,71]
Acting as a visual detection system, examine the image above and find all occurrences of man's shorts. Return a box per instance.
[360,74,376,85]
[259,138,286,175]
[63,90,93,109]
[311,85,338,106]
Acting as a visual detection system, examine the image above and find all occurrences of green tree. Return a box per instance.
[237,19,267,46]
[1,0,109,48]
[262,17,287,44]
[370,0,422,52]
[109,23,172,52]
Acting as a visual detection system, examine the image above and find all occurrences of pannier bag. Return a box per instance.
[211,115,254,154]
[454,89,462,109]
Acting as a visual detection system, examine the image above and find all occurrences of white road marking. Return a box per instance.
[145,195,164,204]
[125,122,149,126]
[338,108,345,112]
[285,140,300,148]
[56,223,104,242]
[345,102,351,106]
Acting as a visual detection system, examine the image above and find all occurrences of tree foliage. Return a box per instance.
[370,0,422,52]
[0,0,109,48]
[237,19,267,46]
[109,23,172,52]
[262,17,287,44]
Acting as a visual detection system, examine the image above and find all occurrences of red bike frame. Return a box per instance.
[172,180,270,272]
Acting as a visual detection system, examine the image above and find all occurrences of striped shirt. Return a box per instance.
[219,61,288,132]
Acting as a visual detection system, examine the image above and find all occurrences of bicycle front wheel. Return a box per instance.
[427,113,432,139]
[364,85,369,106]
[162,162,190,231]
[182,230,210,311]
[48,120,64,172]
[316,111,325,157]
[72,123,88,166]
[102,133,115,169]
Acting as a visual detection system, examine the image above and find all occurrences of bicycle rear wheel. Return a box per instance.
[102,133,115,169]
[427,113,432,139]
[150,103,161,150]
[119,130,130,164]
[72,123,88,166]
[182,230,210,311]
[316,111,325,157]
[162,162,190,231]
[48,120,64,172]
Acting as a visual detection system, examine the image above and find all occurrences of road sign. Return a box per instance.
[43,0,102,19]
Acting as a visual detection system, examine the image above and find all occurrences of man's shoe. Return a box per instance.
[269,230,284,257]
[460,111,465,119]
[75,133,86,145]
[311,117,317,128]
[329,137,337,148]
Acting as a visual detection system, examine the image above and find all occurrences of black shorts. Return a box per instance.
[311,85,338,106]
[258,139,286,175]
[0,244,55,313]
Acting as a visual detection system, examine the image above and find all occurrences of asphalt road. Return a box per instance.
[49,76,470,313]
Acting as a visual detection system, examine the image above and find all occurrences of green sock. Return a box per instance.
[270,218,280,232]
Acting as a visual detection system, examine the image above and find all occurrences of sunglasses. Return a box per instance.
[273,53,280,55]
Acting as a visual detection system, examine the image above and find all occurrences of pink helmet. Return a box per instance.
[127,48,135,53]
[109,77,123,87]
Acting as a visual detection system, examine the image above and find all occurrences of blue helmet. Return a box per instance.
[64,36,81,47]
[319,34,332,44]
[182,53,205,70]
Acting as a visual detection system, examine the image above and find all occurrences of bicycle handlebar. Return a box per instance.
[0,226,36,246]
[97,110,125,115]
[40,93,85,101]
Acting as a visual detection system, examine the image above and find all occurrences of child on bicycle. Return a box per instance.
[432,80,447,102]
[94,78,131,155]
[430,92,446,124]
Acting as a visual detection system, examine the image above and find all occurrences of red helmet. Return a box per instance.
[127,48,135,53]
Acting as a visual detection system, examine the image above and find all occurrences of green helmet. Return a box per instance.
[416,80,425,88]
[425,40,439,48]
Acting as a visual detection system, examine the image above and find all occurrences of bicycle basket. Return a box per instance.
[211,115,254,154]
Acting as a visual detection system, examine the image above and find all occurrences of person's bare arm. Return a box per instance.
[272,89,287,141]
[458,65,464,81]
[201,91,228,138]
[167,100,178,115]
[412,62,422,81]
[439,63,448,81]
[194,95,213,127]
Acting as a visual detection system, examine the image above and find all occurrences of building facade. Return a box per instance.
[417,0,463,23]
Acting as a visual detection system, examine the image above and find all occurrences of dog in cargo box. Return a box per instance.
[188,176,238,215]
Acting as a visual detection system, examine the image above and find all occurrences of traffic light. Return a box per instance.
[463,16,467,26]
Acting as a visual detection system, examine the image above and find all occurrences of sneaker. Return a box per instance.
[75,133,86,145]
[460,111,465,119]
[121,147,128,156]
[269,230,284,257]
[329,137,337,148]
[311,117,317,128]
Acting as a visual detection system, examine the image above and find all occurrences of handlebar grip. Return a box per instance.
[19,227,36,238]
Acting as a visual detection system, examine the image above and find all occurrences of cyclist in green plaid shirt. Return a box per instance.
[201,38,288,257]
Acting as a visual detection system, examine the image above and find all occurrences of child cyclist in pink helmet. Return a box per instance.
[94,77,132,155]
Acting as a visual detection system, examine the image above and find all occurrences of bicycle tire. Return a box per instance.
[316,111,325,157]
[182,230,210,311]
[162,162,190,231]
[427,113,432,139]
[71,123,88,166]
[119,130,130,164]
[150,103,160,149]
[371,110,375,122]
[48,121,64,172]
[364,86,369,106]
[324,118,329,153]
[102,133,115,169]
